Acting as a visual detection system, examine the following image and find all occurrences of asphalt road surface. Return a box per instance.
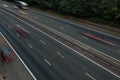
[0,31,34,80]
[0,5,119,80]
[25,9,120,61]
[0,0,119,63]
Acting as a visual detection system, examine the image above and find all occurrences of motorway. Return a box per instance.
[0,0,120,61]
[0,2,119,80]
[24,10,120,61]
[0,31,34,80]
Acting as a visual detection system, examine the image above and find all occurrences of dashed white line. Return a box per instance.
[16,33,20,37]
[44,59,51,66]
[40,40,46,44]
[3,9,120,79]
[15,24,21,27]
[28,44,32,48]
[56,52,65,58]
[0,32,37,80]
[85,72,96,80]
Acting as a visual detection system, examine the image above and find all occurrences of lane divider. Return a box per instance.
[0,6,120,78]
[0,32,37,80]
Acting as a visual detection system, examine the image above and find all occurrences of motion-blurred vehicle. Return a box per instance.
[1,47,15,62]
[15,26,30,36]
[15,1,28,9]
[3,4,8,7]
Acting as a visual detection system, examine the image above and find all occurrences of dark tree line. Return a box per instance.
[9,0,120,21]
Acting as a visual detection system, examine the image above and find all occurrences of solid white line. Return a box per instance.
[37,29,120,78]
[15,24,21,27]
[44,59,51,66]
[28,44,32,48]
[33,10,120,40]
[56,52,65,58]
[4,8,120,64]
[0,32,37,80]
[40,40,46,44]
[26,25,120,78]
[3,9,120,78]
[85,72,96,80]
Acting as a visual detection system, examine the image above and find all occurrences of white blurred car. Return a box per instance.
[15,1,28,9]
[3,4,8,7]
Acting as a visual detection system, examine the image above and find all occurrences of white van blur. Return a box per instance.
[15,1,28,9]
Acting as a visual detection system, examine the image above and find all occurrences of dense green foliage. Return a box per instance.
[21,0,120,20]
[10,0,120,21]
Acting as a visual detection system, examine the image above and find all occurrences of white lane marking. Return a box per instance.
[44,59,51,66]
[34,9,120,40]
[28,13,120,64]
[40,40,46,44]
[27,26,120,78]
[85,72,96,80]
[16,33,20,37]
[15,24,21,27]
[28,44,32,48]
[4,10,120,78]
[56,52,65,58]
[5,7,120,67]
[0,32,37,80]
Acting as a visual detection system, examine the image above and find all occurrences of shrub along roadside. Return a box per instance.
[5,0,120,28]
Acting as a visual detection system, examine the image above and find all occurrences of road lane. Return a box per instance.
[0,0,120,62]
[0,32,35,80]
[0,23,64,80]
[19,23,120,80]
[0,3,120,79]
[0,10,119,80]
[25,10,120,59]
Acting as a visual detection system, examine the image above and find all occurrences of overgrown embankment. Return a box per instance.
[6,0,120,28]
